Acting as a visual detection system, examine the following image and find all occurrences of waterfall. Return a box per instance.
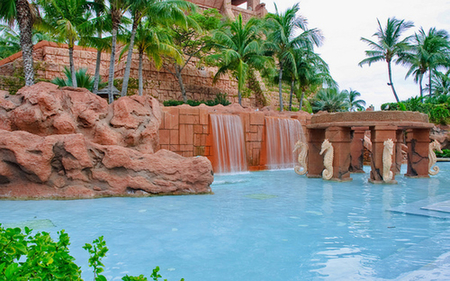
[210,114,247,173]
[265,117,305,169]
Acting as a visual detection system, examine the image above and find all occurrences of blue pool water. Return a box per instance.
[1,164,450,280]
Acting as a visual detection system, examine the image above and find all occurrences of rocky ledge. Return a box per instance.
[0,82,213,199]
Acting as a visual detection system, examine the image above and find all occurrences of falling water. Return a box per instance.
[265,117,305,169]
[210,114,247,173]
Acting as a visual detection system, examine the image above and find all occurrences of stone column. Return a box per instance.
[222,0,235,19]
[350,127,368,173]
[369,125,398,183]
[405,128,430,177]
[325,126,352,181]
[307,128,325,178]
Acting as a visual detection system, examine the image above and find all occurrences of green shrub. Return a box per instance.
[0,224,183,281]
[163,93,231,107]
[436,149,450,158]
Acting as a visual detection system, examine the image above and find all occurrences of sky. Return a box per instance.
[258,0,450,109]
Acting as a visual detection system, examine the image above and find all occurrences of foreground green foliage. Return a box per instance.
[0,224,182,281]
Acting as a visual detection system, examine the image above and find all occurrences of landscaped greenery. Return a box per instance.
[163,93,231,107]
[1,0,450,118]
[0,224,182,281]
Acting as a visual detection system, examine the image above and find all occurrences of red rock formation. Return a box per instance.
[0,82,213,199]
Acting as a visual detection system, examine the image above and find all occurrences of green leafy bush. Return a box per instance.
[436,149,450,158]
[0,224,183,281]
[163,93,231,107]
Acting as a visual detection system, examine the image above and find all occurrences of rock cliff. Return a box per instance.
[0,82,213,199]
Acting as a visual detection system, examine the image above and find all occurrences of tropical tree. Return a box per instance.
[0,0,37,86]
[120,20,182,96]
[0,24,21,59]
[39,0,92,88]
[120,0,196,97]
[343,89,366,111]
[310,88,349,113]
[291,47,336,111]
[432,69,450,95]
[163,8,221,103]
[209,14,268,106]
[359,17,414,103]
[404,27,450,98]
[106,0,130,103]
[264,3,323,111]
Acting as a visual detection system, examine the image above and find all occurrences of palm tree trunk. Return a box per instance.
[429,69,433,96]
[16,0,35,86]
[238,88,242,105]
[278,64,283,112]
[108,27,118,103]
[289,79,294,111]
[175,64,187,103]
[69,46,77,87]
[387,61,399,103]
[121,20,138,97]
[299,91,305,111]
[93,49,102,94]
[138,51,143,96]
[92,30,102,94]
[419,74,423,100]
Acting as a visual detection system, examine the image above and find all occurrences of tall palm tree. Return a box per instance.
[0,0,37,86]
[404,27,450,98]
[359,17,414,103]
[343,89,366,111]
[39,0,91,88]
[106,0,130,103]
[295,49,336,111]
[120,0,195,97]
[120,20,182,96]
[209,14,268,106]
[264,3,322,111]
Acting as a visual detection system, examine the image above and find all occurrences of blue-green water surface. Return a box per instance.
[1,164,450,280]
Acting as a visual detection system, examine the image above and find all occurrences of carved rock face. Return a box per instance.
[0,82,213,199]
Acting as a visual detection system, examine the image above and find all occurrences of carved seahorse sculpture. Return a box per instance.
[320,139,333,180]
[382,139,394,182]
[429,139,443,175]
[293,140,308,175]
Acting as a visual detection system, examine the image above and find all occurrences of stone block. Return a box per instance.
[194,124,203,134]
[250,112,265,125]
[179,124,194,145]
[159,129,170,145]
[169,130,179,145]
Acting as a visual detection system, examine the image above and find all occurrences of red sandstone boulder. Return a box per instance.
[0,130,213,199]
[0,82,214,199]
[1,82,160,153]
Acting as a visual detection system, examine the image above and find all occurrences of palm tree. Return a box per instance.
[120,20,182,96]
[343,89,366,111]
[106,0,130,103]
[432,69,450,96]
[209,14,268,106]
[310,88,349,113]
[264,3,323,111]
[51,66,106,90]
[404,27,450,98]
[39,0,92,88]
[359,18,414,103]
[120,0,195,97]
[292,47,336,111]
[0,24,21,59]
[0,0,37,86]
